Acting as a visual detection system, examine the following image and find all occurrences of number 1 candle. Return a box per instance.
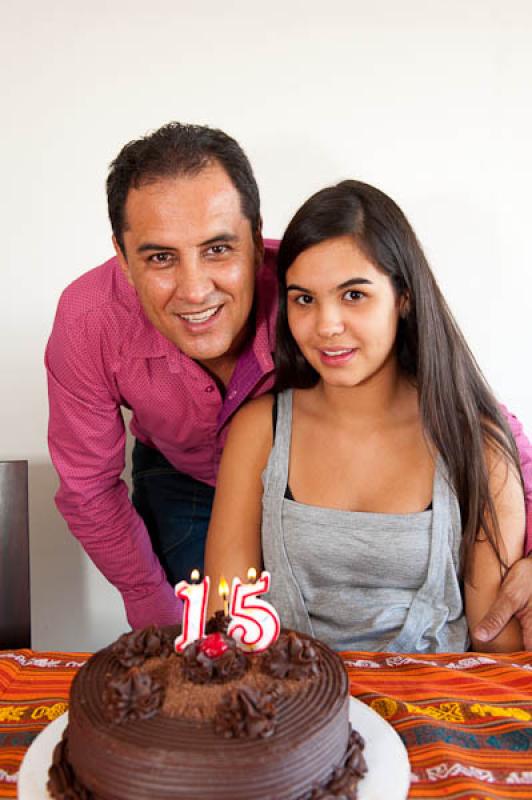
[174,570,210,652]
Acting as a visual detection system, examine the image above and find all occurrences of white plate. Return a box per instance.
[348,696,410,799]
[18,698,410,799]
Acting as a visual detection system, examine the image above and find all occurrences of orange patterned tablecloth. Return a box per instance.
[1,648,531,799]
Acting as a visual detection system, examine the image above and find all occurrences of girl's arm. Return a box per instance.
[204,394,274,615]
[499,406,532,554]
[465,449,526,652]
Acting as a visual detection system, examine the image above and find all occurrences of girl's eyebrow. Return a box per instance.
[287,277,373,292]
[287,283,310,292]
[337,278,373,289]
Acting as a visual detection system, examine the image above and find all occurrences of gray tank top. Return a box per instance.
[261,390,469,653]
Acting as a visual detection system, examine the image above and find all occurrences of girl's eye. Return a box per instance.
[295,294,314,305]
[343,289,364,301]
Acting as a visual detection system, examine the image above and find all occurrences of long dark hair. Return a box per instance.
[275,180,522,578]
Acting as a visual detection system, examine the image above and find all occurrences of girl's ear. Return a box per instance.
[399,290,411,319]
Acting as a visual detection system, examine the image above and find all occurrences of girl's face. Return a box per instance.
[286,235,405,389]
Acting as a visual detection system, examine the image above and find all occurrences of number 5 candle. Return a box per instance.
[227,569,280,653]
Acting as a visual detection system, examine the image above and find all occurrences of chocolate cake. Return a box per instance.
[48,624,367,800]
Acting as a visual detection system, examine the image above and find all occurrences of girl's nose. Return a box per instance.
[317,307,345,338]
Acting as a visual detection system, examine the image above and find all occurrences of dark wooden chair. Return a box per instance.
[0,461,31,648]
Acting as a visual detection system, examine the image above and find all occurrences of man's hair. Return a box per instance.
[107,122,261,253]
[275,179,523,580]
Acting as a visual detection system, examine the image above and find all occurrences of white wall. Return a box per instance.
[2,0,531,651]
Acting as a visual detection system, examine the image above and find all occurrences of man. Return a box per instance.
[47,122,532,645]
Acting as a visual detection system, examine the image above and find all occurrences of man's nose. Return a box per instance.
[175,260,214,305]
[317,306,345,338]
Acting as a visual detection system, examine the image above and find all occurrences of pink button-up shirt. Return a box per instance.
[46,240,532,631]
[46,242,278,629]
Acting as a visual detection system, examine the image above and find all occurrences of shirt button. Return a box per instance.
[205,385,215,393]
[228,389,237,400]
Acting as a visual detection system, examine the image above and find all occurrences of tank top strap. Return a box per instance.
[262,389,293,500]
[261,390,315,636]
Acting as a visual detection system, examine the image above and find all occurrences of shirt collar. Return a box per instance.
[251,239,278,372]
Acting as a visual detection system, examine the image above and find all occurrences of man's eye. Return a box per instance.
[149,253,173,266]
[295,294,313,305]
[207,244,230,256]
[343,290,364,301]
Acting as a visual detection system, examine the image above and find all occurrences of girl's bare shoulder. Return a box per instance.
[226,394,275,454]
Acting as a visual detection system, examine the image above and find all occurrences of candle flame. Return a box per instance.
[218,577,229,598]
[247,567,257,583]
[190,569,200,583]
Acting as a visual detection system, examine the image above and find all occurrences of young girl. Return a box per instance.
[205,180,525,653]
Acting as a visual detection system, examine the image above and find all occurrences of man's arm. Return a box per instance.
[472,557,532,649]
[46,300,180,630]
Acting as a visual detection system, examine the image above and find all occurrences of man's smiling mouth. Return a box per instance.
[177,306,222,324]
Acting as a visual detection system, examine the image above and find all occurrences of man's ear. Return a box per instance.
[113,236,134,286]
[253,218,265,270]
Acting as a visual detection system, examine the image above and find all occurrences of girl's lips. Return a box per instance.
[318,348,356,366]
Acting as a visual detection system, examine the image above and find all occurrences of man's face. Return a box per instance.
[114,163,260,371]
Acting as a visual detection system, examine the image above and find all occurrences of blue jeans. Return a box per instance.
[132,440,215,585]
